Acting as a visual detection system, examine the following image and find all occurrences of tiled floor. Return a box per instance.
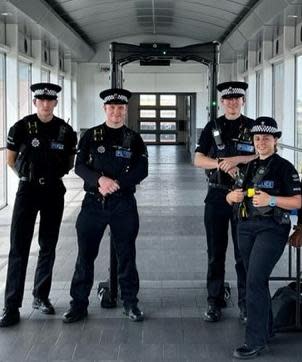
[0,145,301,361]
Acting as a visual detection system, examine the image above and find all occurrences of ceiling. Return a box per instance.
[44,0,261,46]
[2,0,299,62]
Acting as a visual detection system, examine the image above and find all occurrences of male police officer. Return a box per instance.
[63,88,148,323]
[0,83,77,327]
[194,81,256,323]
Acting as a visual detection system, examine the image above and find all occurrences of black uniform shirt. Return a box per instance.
[243,153,301,215]
[195,114,254,202]
[75,123,148,193]
[7,114,77,179]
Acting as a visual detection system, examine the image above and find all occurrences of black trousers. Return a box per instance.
[4,180,65,309]
[238,217,290,347]
[204,196,246,308]
[70,193,140,309]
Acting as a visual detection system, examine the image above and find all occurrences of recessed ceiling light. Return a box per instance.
[288,14,298,18]
[1,12,12,16]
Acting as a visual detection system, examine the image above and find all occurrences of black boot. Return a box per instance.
[0,308,20,327]
[32,298,55,315]
[62,307,88,324]
[203,305,221,322]
[124,305,144,322]
[233,344,267,359]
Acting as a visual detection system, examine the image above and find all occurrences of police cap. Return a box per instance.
[99,88,132,104]
[30,82,62,100]
[250,116,282,138]
[217,81,248,99]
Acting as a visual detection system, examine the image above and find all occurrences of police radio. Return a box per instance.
[212,128,225,150]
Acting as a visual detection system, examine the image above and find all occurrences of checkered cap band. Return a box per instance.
[251,125,279,134]
[104,94,128,103]
[221,87,245,97]
[34,88,57,97]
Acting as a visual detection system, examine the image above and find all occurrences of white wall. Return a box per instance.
[77,62,209,130]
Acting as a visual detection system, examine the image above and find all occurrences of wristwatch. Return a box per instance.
[269,196,277,207]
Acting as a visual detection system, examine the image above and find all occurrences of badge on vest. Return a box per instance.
[236,142,254,153]
[115,149,132,159]
[31,138,40,148]
[50,141,64,150]
[97,145,105,153]
[256,180,274,189]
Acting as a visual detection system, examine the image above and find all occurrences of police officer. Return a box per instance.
[194,81,256,323]
[0,83,77,327]
[227,117,301,359]
[63,88,148,323]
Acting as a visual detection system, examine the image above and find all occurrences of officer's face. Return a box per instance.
[33,98,57,121]
[253,134,277,158]
[221,96,244,119]
[104,104,127,128]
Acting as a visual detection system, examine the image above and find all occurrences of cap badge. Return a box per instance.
[228,87,233,92]
[97,145,105,153]
[261,121,265,126]
[31,138,40,148]
[113,93,118,99]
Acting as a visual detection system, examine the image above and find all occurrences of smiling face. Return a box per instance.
[104,103,128,128]
[253,133,277,159]
[221,96,245,120]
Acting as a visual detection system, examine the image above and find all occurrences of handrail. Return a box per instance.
[0,146,6,151]
[279,143,302,153]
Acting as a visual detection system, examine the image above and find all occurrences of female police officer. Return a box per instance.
[63,88,148,323]
[226,117,301,359]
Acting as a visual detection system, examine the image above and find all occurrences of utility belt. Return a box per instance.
[208,182,230,191]
[238,202,290,225]
[20,176,62,185]
[87,190,132,199]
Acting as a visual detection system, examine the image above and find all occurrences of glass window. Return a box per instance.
[57,75,64,118]
[160,134,176,143]
[140,109,156,118]
[160,110,176,118]
[18,61,31,119]
[296,55,302,171]
[140,94,156,106]
[272,63,284,131]
[141,133,156,142]
[0,52,6,209]
[256,71,262,117]
[41,68,50,82]
[140,122,156,130]
[160,94,176,106]
[160,122,176,130]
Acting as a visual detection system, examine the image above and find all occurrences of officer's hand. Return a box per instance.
[288,225,302,248]
[218,157,238,173]
[228,167,239,179]
[98,176,120,196]
[226,189,244,205]
[252,190,270,207]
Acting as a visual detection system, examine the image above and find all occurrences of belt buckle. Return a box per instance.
[38,177,45,185]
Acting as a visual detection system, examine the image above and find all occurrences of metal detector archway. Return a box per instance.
[98,41,220,308]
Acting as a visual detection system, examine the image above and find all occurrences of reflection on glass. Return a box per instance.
[296,55,302,171]
[0,149,6,208]
[140,109,156,118]
[56,75,64,118]
[18,61,31,119]
[140,122,156,130]
[140,94,156,106]
[160,134,176,143]
[141,133,156,142]
[160,95,176,106]
[41,69,50,82]
[160,110,176,118]
[0,53,5,148]
[272,63,284,131]
[160,122,176,130]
